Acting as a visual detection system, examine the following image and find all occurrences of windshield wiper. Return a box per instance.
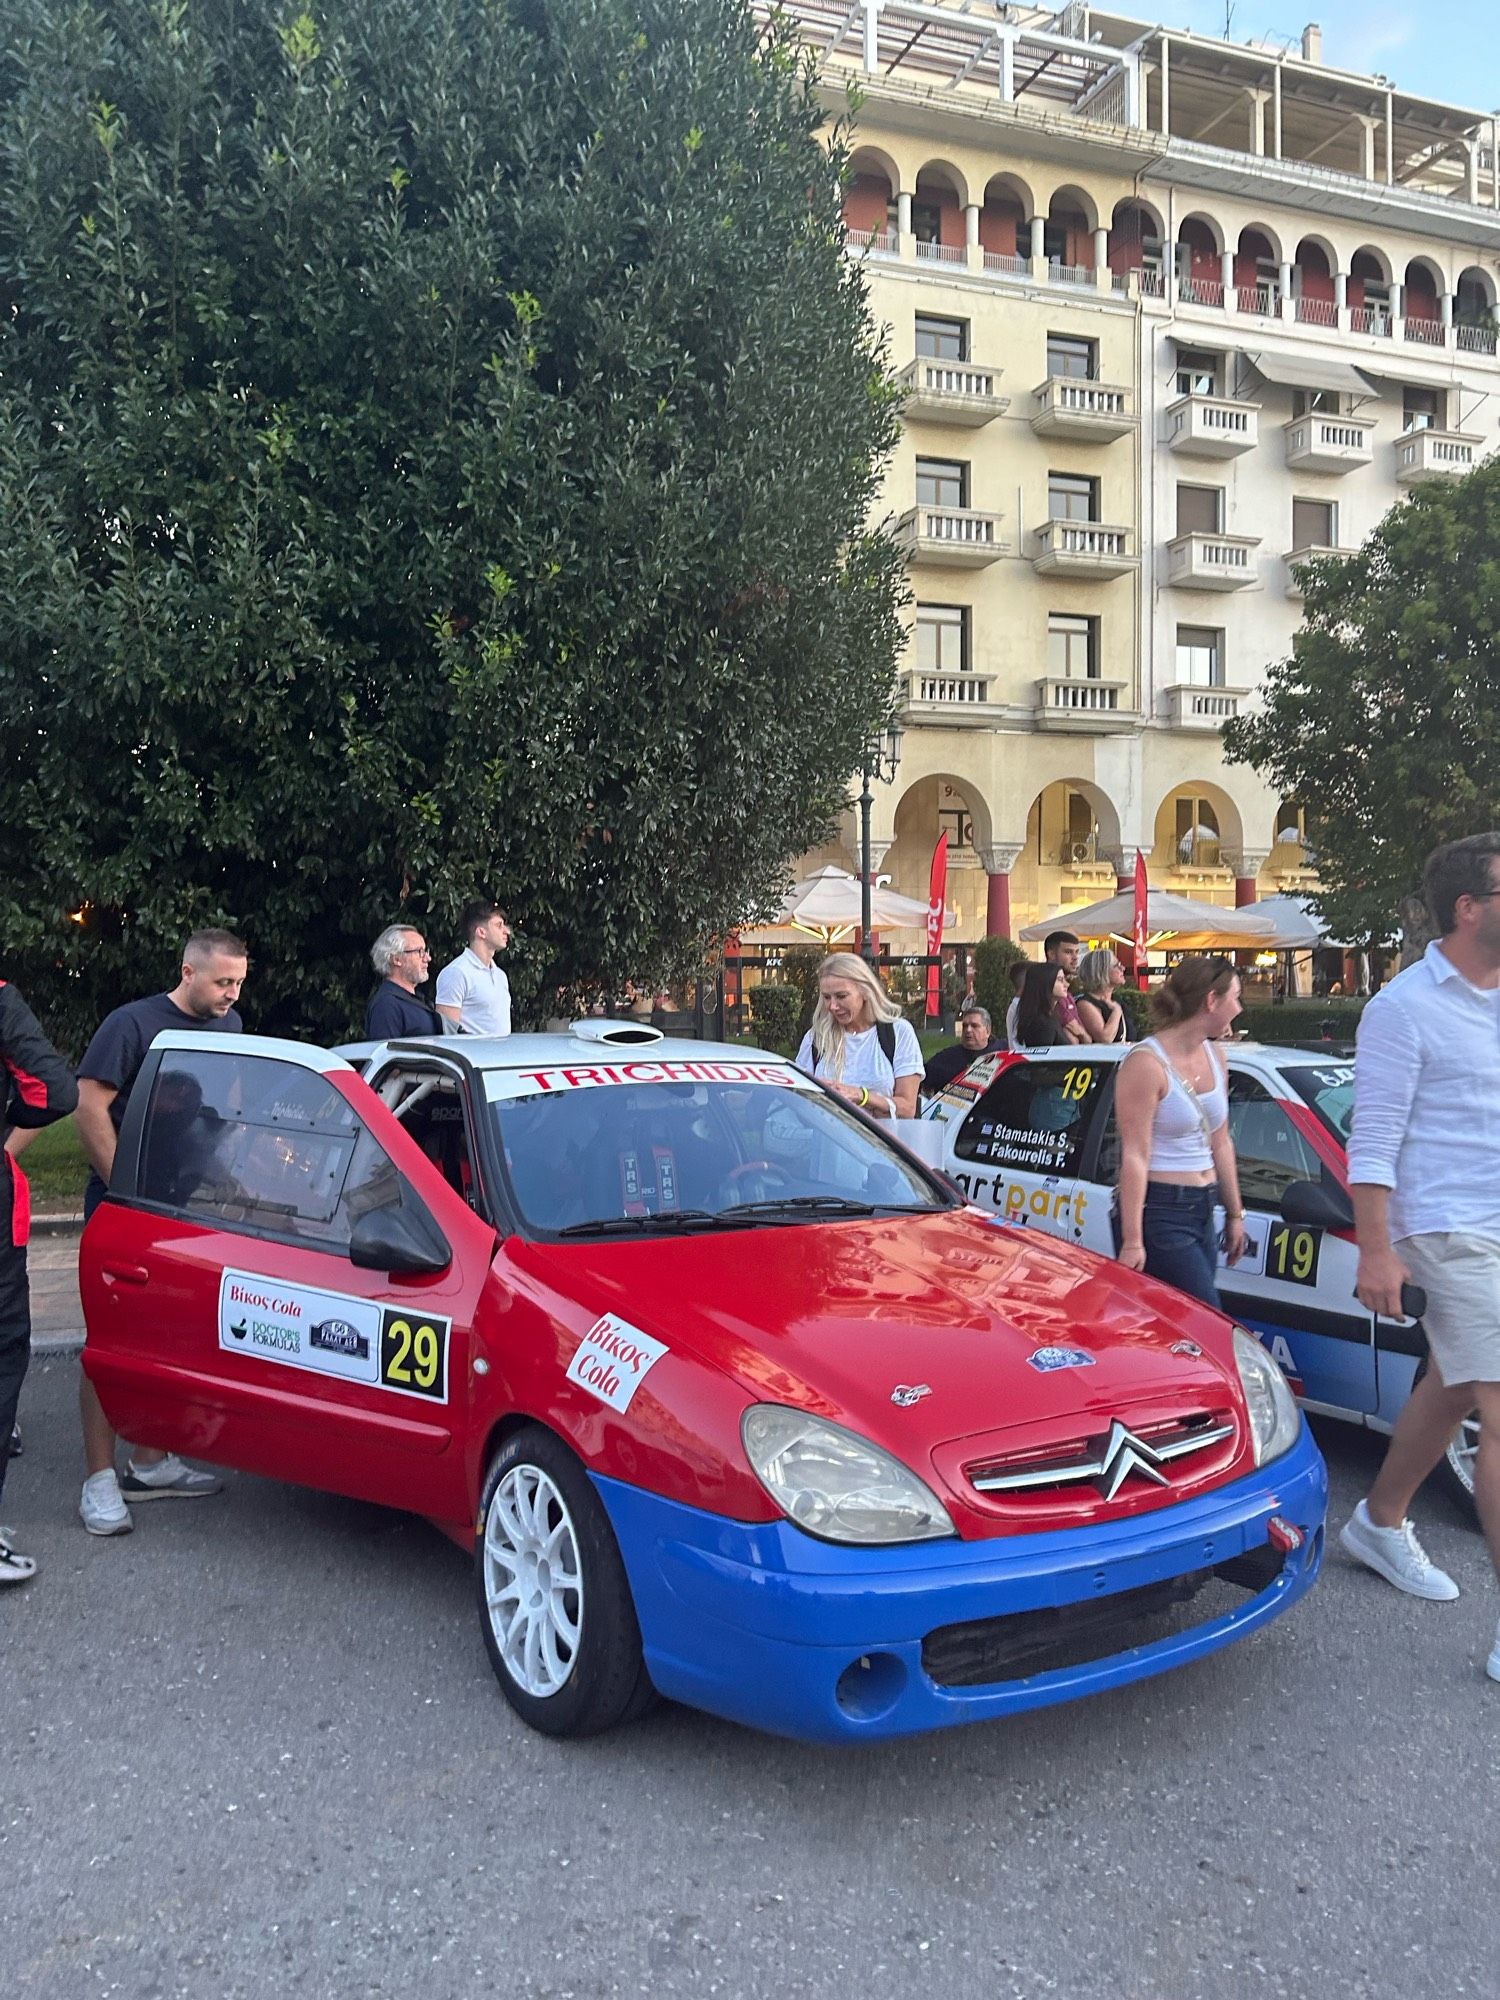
[722,1195,879,1220]
[556,1209,725,1238]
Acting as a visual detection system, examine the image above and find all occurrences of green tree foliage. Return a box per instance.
[971,935,1026,1027]
[1224,462,1500,949]
[0,0,906,1044]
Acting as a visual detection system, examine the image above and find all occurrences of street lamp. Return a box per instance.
[859,720,905,964]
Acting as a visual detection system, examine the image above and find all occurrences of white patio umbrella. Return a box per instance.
[1020,889,1277,952]
[739,865,952,946]
[1239,894,1328,949]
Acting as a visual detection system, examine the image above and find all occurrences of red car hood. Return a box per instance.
[519,1210,1251,1509]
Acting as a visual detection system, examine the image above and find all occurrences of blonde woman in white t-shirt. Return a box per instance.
[794,953,923,1120]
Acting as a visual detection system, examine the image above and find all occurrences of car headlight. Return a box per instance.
[1232,1326,1301,1466]
[740,1405,956,1545]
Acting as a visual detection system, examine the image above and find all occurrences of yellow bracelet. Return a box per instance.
[859,1087,870,1108]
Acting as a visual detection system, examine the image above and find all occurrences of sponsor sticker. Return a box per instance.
[1027,1345,1097,1373]
[484,1059,815,1101]
[565,1312,668,1413]
[218,1270,450,1403]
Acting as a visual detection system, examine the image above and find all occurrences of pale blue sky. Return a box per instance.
[1160,1,1498,112]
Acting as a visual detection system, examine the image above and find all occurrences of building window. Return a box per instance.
[1292,498,1336,550]
[1047,472,1098,522]
[916,457,967,508]
[915,603,968,676]
[910,199,943,244]
[1175,796,1221,865]
[938,805,974,851]
[1176,483,1224,536]
[916,314,967,360]
[1048,612,1099,680]
[1292,389,1341,417]
[1175,349,1218,397]
[1046,333,1097,380]
[1403,387,1443,432]
[1175,625,1225,687]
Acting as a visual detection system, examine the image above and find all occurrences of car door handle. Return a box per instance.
[102,1264,150,1286]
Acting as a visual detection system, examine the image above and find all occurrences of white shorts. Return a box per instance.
[1397,1232,1500,1387]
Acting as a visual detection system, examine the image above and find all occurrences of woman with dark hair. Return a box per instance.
[1013,962,1071,1048]
[1112,956,1247,1306]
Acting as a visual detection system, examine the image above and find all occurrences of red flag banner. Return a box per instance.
[926,834,949,1020]
[1133,850,1149,990]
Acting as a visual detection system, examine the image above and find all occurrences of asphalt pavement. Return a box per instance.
[5,1351,1498,2000]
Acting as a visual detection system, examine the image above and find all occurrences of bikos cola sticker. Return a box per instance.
[565,1312,668,1414]
[218,1270,450,1403]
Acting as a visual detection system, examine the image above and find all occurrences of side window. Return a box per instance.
[138,1051,400,1249]
[376,1068,481,1212]
[1227,1073,1324,1212]
[954,1061,1106,1177]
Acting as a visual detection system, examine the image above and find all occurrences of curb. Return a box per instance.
[31,1214,83,1236]
[34,1331,85,1356]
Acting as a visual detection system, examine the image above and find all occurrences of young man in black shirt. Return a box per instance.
[0,980,78,1584]
[73,928,247,1536]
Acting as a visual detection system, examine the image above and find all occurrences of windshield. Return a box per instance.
[1283,1062,1355,1142]
[485,1070,950,1237]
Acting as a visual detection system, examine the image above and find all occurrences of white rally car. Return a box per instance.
[924,1041,1477,1510]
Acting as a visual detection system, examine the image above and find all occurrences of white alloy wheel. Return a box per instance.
[483,1463,583,1699]
[1446,1414,1480,1503]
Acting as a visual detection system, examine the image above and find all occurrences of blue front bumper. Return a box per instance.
[594,1421,1326,1743]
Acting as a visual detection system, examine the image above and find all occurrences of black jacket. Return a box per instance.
[1,980,78,1248]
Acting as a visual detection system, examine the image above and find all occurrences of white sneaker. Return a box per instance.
[0,1529,37,1584]
[120,1454,220,1501]
[80,1470,133,1537]
[1487,1621,1500,1684]
[1339,1499,1458,1601]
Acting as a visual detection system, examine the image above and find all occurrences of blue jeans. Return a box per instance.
[1140,1182,1221,1309]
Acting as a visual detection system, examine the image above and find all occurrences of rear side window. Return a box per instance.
[953,1060,1106,1177]
[1227,1073,1325,1211]
[138,1051,401,1248]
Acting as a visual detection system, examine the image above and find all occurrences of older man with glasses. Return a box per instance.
[364,925,444,1040]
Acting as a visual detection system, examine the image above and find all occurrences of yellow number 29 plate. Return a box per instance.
[379,1308,451,1402]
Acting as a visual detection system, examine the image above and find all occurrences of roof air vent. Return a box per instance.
[569,1018,666,1047]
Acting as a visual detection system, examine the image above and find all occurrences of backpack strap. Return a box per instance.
[876,1019,896,1067]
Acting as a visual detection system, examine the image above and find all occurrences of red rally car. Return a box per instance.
[79,1021,1326,1744]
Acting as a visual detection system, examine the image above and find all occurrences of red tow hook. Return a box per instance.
[1268,1514,1305,1554]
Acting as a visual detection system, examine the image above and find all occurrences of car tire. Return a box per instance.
[1414,1359,1480,1521]
[476,1425,656,1738]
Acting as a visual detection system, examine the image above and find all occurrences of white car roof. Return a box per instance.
[335,1021,800,1076]
[1000,1039,1347,1069]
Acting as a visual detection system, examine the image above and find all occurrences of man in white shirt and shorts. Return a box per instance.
[435,901,512,1037]
[1342,831,1500,1682]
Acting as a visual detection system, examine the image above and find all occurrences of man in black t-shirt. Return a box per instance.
[921,1003,1003,1098]
[73,927,248,1537]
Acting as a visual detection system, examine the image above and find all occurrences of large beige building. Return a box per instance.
[768,1,1500,945]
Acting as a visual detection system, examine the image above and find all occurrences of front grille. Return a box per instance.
[922,1543,1284,1688]
[968,1412,1236,1506]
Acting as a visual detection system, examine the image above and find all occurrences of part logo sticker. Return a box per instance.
[218,1271,450,1403]
[565,1312,668,1414]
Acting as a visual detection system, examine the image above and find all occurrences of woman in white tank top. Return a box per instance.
[1113,957,1248,1309]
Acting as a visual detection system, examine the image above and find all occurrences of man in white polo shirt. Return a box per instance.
[1341,832,1500,1682]
[435,900,512,1037]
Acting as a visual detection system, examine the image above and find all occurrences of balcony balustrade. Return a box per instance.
[894,505,1008,566]
[1394,427,1483,482]
[1165,531,1261,590]
[898,357,1009,427]
[1282,413,1375,474]
[900,670,1001,725]
[1034,676,1135,731]
[1164,687,1249,730]
[1030,377,1136,442]
[1167,394,1259,458]
[1032,519,1137,580]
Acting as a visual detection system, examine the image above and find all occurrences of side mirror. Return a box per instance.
[1280,1177,1353,1231]
[349,1201,452,1276]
